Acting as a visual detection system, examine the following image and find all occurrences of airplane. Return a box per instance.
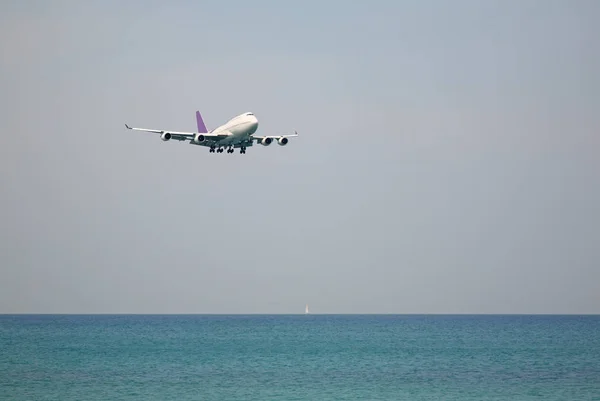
[125,111,298,154]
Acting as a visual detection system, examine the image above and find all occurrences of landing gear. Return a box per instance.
[209,145,246,154]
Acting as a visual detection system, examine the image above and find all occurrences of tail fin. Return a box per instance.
[196,111,208,133]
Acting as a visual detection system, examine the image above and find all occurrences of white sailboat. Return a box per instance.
[305,304,310,314]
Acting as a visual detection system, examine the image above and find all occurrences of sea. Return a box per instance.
[1,314,599,400]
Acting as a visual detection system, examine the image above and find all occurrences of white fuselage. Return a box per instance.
[211,112,259,145]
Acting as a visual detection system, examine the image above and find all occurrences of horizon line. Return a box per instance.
[1,312,599,316]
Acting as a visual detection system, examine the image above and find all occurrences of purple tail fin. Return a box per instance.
[196,111,208,133]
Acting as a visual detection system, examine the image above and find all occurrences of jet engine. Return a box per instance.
[277,137,289,146]
[194,133,205,143]
[161,132,171,141]
[260,137,273,146]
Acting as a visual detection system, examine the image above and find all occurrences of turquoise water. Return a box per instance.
[1,315,599,400]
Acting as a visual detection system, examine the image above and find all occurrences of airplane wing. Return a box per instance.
[251,131,298,141]
[124,124,227,142]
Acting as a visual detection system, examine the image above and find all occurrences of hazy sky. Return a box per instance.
[1,0,598,314]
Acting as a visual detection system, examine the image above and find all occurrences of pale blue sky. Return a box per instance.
[1,0,598,313]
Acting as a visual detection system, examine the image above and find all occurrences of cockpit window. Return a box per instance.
[246,113,254,116]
